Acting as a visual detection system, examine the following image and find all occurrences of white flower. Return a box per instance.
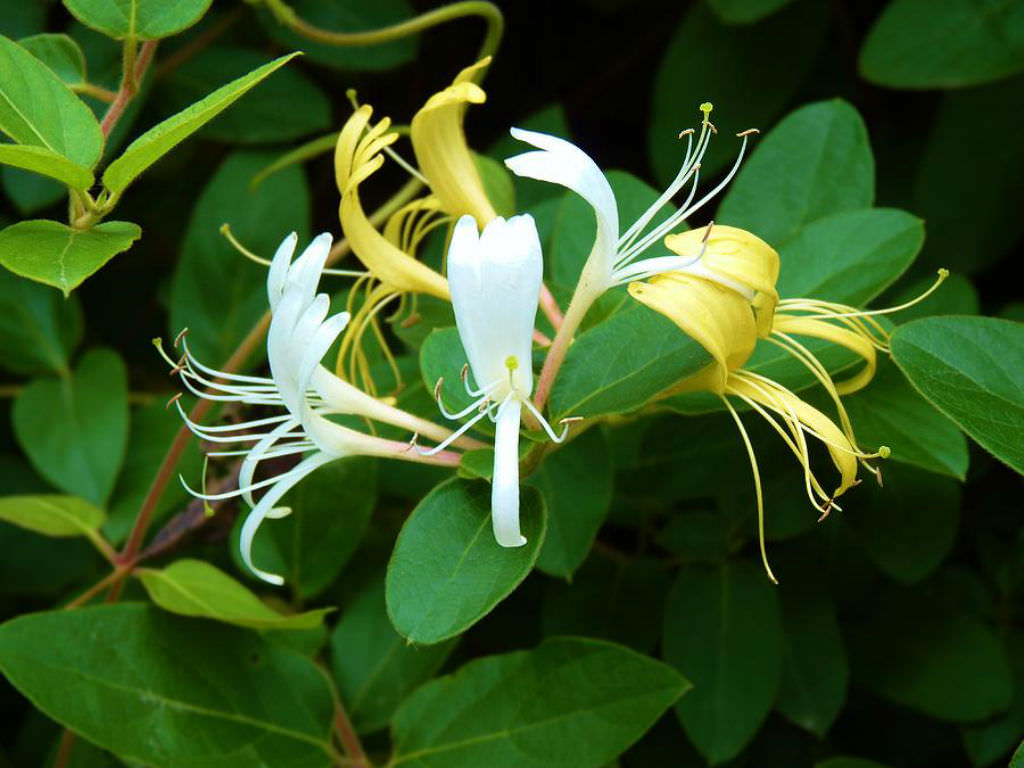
[504,104,755,298]
[418,214,569,547]
[167,233,472,585]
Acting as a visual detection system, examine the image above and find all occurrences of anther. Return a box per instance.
[559,416,584,426]
[405,433,419,452]
[702,221,715,243]
[165,392,183,411]
[433,377,444,402]
[400,312,421,329]
[174,327,189,348]
[460,364,470,382]
[677,128,695,139]
[736,128,760,137]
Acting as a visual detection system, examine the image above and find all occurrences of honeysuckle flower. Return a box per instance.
[417,213,571,547]
[166,233,480,585]
[628,223,947,582]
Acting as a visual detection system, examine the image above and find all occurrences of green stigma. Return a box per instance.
[700,101,713,116]
[504,355,519,371]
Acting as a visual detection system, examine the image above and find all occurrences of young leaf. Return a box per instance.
[718,100,874,245]
[389,637,689,768]
[0,145,93,190]
[0,268,82,376]
[386,478,546,644]
[0,604,336,767]
[18,33,87,85]
[0,34,102,168]
[530,427,613,578]
[0,219,141,295]
[890,316,1024,475]
[663,561,783,763]
[102,53,300,196]
[12,348,128,506]
[859,0,1024,89]
[330,575,456,734]
[138,559,332,631]
[62,0,214,40]
[0,495,105,538]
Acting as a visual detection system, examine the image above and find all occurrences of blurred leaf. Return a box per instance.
[489,104,571,208]
[549,302,709,420]
[18,33,87,85]
[386,478,545,644]
[663,561,782,763]
[962,632,1024,767]
[776,579,847,737]
[138,559,331,630]
[2,0,46,37]
[0,34,102,167]
[719,100,874,245]
[891,316,1024,474]
[655,511,733,561]
[169,150,309,364]
[12,348,128,506]
[1012,741,1024,767]
[1,166,65,214]
[0,144,93,189]
[887,272,979,323]
[843,358,969,479]
[251,130,338,188]
[859,0,1024,89]
[913,74,1024,273]
[390,637,688,768]
[0,494,104,538]
[0,267,82,375]
[816,759,893,768]
[474,153,515,218]
[530,427,613,577]
[330,574,456,734]
[0,604,336,767]
[255,457,378,599]
[62,0,213,40]
[650,0,826,182]
[541,555,669,653]
[0,220,140,295]
[703,0,798,24]
[847,589,1012,722]
[262,0,417,71]
[104,53,301,195]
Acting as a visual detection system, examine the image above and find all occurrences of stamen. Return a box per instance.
[416,406,490,456]
[521,398,574,443]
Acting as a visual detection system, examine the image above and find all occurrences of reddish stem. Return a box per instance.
[334,701,369,768]
[538,282,564,330]
[100,40,158,138]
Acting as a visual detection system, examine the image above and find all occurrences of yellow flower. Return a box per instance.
[628,223,944,582]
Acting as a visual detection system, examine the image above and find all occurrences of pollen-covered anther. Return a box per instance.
[166,392,183,411]
[174,327,189,348]
[433,377,444,402]
[736,128,760,137]
[677,128,695,139]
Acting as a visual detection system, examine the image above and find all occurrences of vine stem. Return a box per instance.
[264,0,504,80]
[533,285,599,411]
[334,700,370,768]
[100,40,158,138]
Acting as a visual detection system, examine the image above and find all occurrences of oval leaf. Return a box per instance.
[0,144,93,190]
[0,267,82,375]
[138,559,331,631]
[890,316,1024,475]
[389,637,689,768]
[0,219,141,295]
[18,33,87,85]
[62,0,214,40]
[386,478,546,644]
[0,494,105,537]
[0,604,336,767]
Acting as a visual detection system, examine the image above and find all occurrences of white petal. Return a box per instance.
[491,398,526,547]
[267,232,298,310]
[287,232,333,302]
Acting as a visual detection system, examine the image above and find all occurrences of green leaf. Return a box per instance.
[663,561,783,763]
[474,153,515,218]
[0,220,141,295]
[330,575,456,734]
[776,579,847,737]
[0,35,102,168]
[913,74,1024,273]
[0,495,105,538]
[704,0,798,24]
[169,150,309,364]
[859,0,1024,89]
[250,458,378,599]
[390,637,689,768]
[262,0,417,72]
[0,144,93,189]
[718,100,874,245]
[847,589,1012,722]
[962,632,1024,767]
[530,427,613,577]
[419,327,478,418]
[103,53,300,196]
[18,33,87,85]
[1015,743,1024,768]
[138,559,331,631]
[156,47,330,146]
[2,166,65,214]
[0,267,82,375]
[386,478,546,644]
[541,555,670,653]
[843,358,969,479]
[816,759,893,768]
[549,302,709,420]
[12,348,128,506]
[848,464,960,584]
[890,316,1024,474]
[0,604,336,767]
[62,0,214,40]
[649,0,826,182]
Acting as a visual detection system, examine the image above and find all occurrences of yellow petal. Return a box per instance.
[665,225,779,336]
[772,314,877,395]
[410,57,496,226]
[629,273,756,394]
[335,105,450,300]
